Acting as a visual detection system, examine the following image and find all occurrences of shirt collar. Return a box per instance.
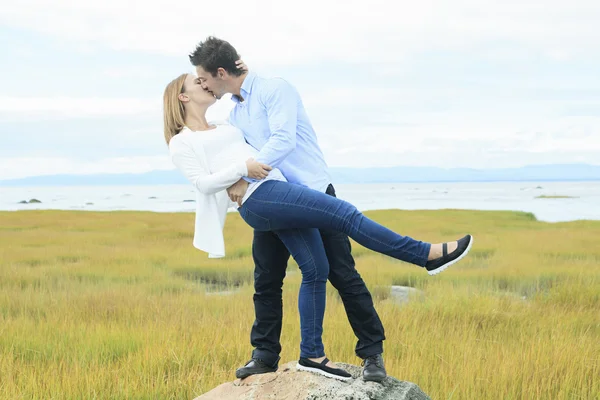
[231,71,257,104]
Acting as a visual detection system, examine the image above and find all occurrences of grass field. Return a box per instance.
[1,209,598,399]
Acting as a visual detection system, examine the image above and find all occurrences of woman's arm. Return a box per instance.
[170,139,247,195]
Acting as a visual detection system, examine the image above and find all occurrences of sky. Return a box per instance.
[1,0,599,180]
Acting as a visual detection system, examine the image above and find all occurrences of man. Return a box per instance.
[189,37,387,382]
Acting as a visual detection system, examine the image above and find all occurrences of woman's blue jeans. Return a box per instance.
[238,180,431,358]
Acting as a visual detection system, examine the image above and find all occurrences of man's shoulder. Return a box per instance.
[254,75,295,93]
[253,77,297,107]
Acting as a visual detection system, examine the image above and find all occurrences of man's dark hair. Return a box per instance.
[189,36,243,77]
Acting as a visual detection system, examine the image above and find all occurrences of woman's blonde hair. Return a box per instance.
[163,74,188,145]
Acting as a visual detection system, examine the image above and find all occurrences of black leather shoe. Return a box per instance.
[362,354,386,383]
[235,359,278,379]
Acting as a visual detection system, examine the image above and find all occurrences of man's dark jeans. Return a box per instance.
[250,184,386,367]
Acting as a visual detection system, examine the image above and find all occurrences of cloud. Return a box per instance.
[0,93,231,121]
[314,114,600,167]
[101,67,162,79]
[1,1,599,178]
[0,156,173,180]
[0,96,159,118]
[1,0,599,66]
[1,114,599,180]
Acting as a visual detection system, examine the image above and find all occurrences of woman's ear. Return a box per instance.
[178,93,188,102]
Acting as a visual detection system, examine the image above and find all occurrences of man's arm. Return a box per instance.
[254,79,299,168]
[226,79,298,203]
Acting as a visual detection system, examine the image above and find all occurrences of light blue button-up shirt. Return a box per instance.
[229,72,331,192]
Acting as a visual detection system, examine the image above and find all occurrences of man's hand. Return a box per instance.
[246,158,272,179]
[236,59,248,72]
[227,179,250,206]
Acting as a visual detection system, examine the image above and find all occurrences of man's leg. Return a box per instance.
[249,229,290,366]
[319,184,387,381]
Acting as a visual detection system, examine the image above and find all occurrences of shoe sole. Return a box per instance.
[235,368,277,379]
[296,363,352,382]
[363,375,385,383]
[428,236,474,276]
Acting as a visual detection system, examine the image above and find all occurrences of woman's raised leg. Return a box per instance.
[240,181,473,274]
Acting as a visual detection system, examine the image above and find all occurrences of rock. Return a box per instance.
[20,199,42,204]
[183,199,195,202]
[390,286,424,305]
[194,361,431,400]
[148,196,157,199]
[86,202,94,205]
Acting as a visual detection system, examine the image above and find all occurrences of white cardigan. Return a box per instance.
[169,124,248,258]
[169,123,284,258]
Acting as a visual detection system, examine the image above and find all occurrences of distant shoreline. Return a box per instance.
[2,181,599,223]
[2,178,600,188]
[2,163,600,186]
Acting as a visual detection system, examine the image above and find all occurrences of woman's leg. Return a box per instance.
[273,228,329,360]
[271,228,353,379]
[241,181,431,266]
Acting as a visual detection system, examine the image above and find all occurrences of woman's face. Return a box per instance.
[181,74,217,107]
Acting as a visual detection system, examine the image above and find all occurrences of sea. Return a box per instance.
[2,181,599,223]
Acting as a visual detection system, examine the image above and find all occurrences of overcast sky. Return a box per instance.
[1,0,599,180]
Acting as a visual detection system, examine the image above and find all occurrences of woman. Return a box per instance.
[164,73,473,381]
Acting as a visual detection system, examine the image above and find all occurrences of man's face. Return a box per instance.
[195,66,226,99]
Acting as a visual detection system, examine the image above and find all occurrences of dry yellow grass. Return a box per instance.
[0,209,598,399]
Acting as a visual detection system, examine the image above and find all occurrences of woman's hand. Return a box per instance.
[236,59,249,72]
[246,158,272,179]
